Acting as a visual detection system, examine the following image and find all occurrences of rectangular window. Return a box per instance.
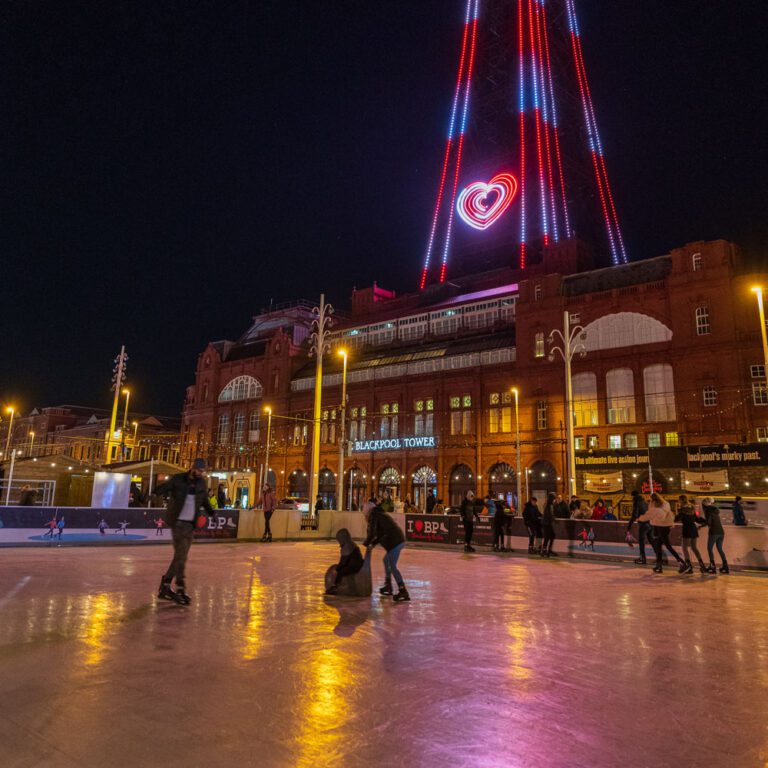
[534,332,545,358]
[751,365,766,379]
[624,433,638,448]
[573,372,599,426]
[574,436,585,450]
[757,427,768,443]
[692,252,702,272]
[534,284,542,301]
[703,386,717,407]
[451,411,462,435]
[753,382,768,406]
[647,432,661,448]
[587,435,599,449]
[608,435,621,449]
[360,407,367,440]
[536,400,547,431]
[643,364,676,422]
[665,431,680,446]
[451,395,472,435]
[695,306,710,335]
[349,421,358,442]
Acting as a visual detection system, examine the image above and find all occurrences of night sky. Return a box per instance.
[1,1,766,416]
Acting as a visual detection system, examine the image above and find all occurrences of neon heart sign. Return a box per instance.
[456,172,518,230]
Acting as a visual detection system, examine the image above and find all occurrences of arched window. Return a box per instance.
[288,469,308,498]
[583,313,672,351]
[218,375,263,403]
[643,364,676,422]
[412,466,437,511]
[572,372,598,427]
[606,368,636,424]
[692,252,702,272]
[217,414,230,444]
[448,464,475,506]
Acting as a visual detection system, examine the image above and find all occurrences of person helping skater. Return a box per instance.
[363,500,410,602]
[638,492,684,574]
[154,458,215,605]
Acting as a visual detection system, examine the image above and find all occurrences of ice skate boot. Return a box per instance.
[172,589,191,606]
[393,586,410,602]
[707,563,717,574]
[379,581,393,596]
[634,557,646,565]
[158,579,176,601]
[652,563,663,573]
[719,563,730,574]
[698,562,708,574]
[684,562,694,574]
[260,534,268,542]
[678,561,689,574]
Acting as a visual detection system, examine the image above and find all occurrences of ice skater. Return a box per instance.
[675,495,707,574]
[154,458,215,605]
[363,500,410,602]
[638,493,684,574]
[541,494,557,558]
[628,490,654,565]
[325,528,367,596]
[460,490,480,553]
[98,518,108,536]
[522,497,541,554]
[54,516,65,540]
[115,520,131,535]
[154,517,165,536]
[700,497,729,574]
[43,515,57,538]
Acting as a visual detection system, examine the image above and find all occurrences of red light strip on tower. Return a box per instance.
[439,0,480,283]
[534,0,558,242]
[539,0,570,238]
[420,0,474,290]
[518,0,526,268]
[527,0,549,246]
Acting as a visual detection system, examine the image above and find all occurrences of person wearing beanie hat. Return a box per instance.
[154,458,215,604]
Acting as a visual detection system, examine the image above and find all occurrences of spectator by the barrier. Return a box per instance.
[568,495,580,516]
[603,503,617,521]
[18,485,37,506]
[541,493,557,558]
[217,484,226,508]
[460,491,480,553]
[639,493,684,574]
[433,498,445,515]
[208,490,218,509]
[489,495,504,551]
[426,491,436,514]
[700,497,729,574]
[628,490,653,566]
[733,496,747,526]
[676,495,706,574]
[554,493,570,519]
[523,497,541,554]
[258,484,276,543]
[591,498,606,520]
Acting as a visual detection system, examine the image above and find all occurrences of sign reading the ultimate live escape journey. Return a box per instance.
[352,436,438,452]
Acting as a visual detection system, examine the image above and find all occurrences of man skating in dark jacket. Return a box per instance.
[364,503,409,602]
[628,490,652,565]
[155,458,214,605]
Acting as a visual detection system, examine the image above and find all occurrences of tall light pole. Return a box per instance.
[511,387,522,511]
[131,421,138,460]
[309,294,334,514]
[263,406,273,491]
[28,430,35,458]
[122,389,131,429]
[752,287,768,377]
[106,346,128,464]
[548,310,587,498]
[4,406,15,460]
[336,349,349,510]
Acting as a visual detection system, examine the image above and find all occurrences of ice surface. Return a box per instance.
[1,542,767,767]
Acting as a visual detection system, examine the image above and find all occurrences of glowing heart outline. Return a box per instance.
[456,172,519,230]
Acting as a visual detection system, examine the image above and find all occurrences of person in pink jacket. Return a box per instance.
[638,492,685,573]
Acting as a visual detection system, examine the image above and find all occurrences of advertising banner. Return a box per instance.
[404,513,455,544]
[685,444,768,468]
[681,470,729,494]
[584,472,624,493]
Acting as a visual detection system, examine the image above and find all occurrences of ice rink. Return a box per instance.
[2,542,767,768]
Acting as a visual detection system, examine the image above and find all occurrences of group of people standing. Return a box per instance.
[628,491,731,574]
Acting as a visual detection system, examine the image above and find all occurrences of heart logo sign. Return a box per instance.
[456,172,518,230]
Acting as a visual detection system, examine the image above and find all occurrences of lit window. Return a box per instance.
[703,386,717,407]
[217,414,230,444]
[757,427,768,443]
[574,436,585,450]
[232,413,245,444]
[489,392,512,434]
[573,372,599,426]
[587,435,599,449]
[695,307,710,336]
[753,382,768,406]
[608,435,621,449]
[534,331,545,358]
[665,432,680,446]
[624,433,638,448]
[643,364,676,422]
[751,365,766,379]
[451,395,472,435]
[647,433,661,448]
[692,252,702,272]
[606,368,636,424]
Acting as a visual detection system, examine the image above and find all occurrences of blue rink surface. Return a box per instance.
[27,533,149,542]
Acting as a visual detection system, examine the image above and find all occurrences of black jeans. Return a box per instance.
[707,533,727,566]
[651,526,683,564]
[164,521,195,588]
[463,520,474,547]
[525,526,536,548]
[493,523,506,549]
[542,524,556,553]
[638,521,655,559]
[264,510,273,536]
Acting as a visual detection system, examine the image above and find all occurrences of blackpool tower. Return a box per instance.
[420,0,629,288]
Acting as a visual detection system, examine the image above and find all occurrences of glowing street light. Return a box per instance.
[511,387,521,510]
[28,430,35,458]
[336,349,349,511]
[752,287,768,384]
[263,406,273,491]
[121,388,131,429]
[4,406,15,460]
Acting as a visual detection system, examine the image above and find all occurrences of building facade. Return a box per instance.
[180,239,768,509]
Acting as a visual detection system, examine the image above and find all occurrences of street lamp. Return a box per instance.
[4,407,15,460]
[511,387,522,511]
[28,430,35,458]
[122,389,131,429]
[548,310,587,498]
[263,406,273,492]
[336,349,349,511]
[751,287,768,381]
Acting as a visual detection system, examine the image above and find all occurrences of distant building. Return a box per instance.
[180,239,768,508]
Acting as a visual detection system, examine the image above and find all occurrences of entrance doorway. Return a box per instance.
[448,464,475,507]
[488,462,517,510]
[378,467,401,503]
[412,465,437,512]
[318,467,336,510]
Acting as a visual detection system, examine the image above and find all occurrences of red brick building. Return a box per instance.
[180,239,768,508]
